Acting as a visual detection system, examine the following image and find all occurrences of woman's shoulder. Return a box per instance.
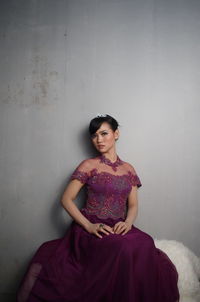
[121,159,142,187]
[121,160,137,174]
[74,156,99,171]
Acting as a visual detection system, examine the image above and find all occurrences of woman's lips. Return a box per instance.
[98,145,105,148]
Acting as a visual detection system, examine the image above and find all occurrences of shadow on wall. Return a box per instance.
[49,125,98,236]
[15,125,99,298]
[78,125,100,158]
[49,184,87,236]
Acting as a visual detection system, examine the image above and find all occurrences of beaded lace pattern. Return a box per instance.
[99,154,123,172]
[71,158,142,220]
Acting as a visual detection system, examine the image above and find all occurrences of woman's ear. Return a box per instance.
[115,129,119,140]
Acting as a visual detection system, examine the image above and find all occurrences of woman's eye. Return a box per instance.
[102,132,108,136]
[91,134,97,139]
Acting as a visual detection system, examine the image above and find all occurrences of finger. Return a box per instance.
[95,231,102,239]
[109,228,114,234]
[98,224,109,234]
[115,225,125,234]
[106,226,114,234]
[107,227,115,234]
[113,222,123,232]
[115,225,127,234]
[121,229,128,236]
[114,225,122,233]
[122,226,131,235]
[99,224,114,234]
[100,228,110,235]
[114,222,124,230]
[113,221,121,228]
[103,226,114,235]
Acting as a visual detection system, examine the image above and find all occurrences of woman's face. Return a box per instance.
[91,122,119,154]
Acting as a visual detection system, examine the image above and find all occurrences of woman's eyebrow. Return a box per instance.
[94,129,110,135]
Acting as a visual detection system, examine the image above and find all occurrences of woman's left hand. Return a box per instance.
[113,221,132,235]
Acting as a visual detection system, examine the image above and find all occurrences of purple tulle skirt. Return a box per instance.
[17,210,179,302]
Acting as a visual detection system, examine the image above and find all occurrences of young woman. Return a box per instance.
[17,114,179,302]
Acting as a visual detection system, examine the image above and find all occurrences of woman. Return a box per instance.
[17,114,179,302]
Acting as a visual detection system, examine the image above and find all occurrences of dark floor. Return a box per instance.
[0,294,16,302]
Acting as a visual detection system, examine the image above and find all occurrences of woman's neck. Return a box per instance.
[100,150,118,163]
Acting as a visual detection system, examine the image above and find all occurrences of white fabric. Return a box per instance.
[154,239,200,302]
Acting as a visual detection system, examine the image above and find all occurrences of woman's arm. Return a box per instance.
[61,179,114,238]
[113,186,138,235]
[61,179,92,232]
[125,186,138,225]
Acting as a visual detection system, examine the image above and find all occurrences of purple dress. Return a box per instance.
[17,157,179,302]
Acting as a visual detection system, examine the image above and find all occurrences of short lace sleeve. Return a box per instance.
[127,165,142,188]
[70,160,90,184]
[129,171,142,187]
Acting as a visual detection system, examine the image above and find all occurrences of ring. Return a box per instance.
[99,223,104,228]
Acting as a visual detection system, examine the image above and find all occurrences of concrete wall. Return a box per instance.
[0,0,200,297]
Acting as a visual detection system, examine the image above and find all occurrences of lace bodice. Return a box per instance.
[70,156,142,220]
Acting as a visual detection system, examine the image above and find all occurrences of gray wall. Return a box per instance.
[0,0,200,297]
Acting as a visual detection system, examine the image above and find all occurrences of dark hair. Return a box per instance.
[89,114,119,136]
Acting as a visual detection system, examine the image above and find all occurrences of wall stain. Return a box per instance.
[35,79,49,98]
[2,52,59,108]
[49,71,58,76]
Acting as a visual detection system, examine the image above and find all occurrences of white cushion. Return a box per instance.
[154,239,200,302]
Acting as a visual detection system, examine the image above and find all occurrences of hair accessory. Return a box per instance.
[95,113,107,118]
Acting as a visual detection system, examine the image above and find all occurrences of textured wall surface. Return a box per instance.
[0,0,200,296]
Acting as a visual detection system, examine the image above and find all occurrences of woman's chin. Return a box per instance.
[98,149,106,154]
[97,147,106,152]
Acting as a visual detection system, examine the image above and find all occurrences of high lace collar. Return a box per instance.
[99,154,123,171]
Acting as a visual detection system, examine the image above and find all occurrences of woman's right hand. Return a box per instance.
[86,222,114,239]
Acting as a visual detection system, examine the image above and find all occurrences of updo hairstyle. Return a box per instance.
[89,114,119,136]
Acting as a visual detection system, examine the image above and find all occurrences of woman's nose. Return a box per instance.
[97,135,102,142]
